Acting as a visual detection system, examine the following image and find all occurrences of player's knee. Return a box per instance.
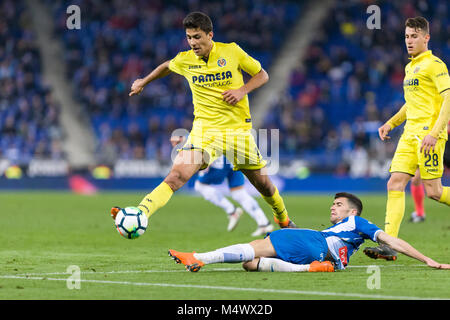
[242,258,259,271]
[165,169,189,191]
[422,181,443,201]
[424,187,442,201]
[387,175,408,191]
[387,179,399,191]
[427,194,441,201]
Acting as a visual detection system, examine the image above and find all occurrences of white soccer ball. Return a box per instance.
[115,207,148,239]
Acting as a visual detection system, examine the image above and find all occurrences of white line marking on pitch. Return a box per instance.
[11,264,426,276]
[13,267,240,276]
[0,274,447,300]
[346,264,426,268]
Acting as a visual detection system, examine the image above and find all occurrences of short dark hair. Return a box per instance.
[183,12,213,34]
[405,16,429,34]
[334,192,363,216]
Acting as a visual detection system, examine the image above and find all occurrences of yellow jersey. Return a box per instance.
[168,41,262,131]
[403,50,450,139]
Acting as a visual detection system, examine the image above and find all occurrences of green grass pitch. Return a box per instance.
[0,191,449,300]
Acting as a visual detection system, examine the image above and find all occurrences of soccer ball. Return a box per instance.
[115,207,148,239]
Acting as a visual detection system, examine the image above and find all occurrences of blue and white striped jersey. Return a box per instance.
[320,216,382,269]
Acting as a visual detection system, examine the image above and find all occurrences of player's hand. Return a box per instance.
[425,258,450,269]
[129,79,146,96]
[378,124,392,141]
[222,88,246,105]
[420,134,437,156]
[170,136,186,147]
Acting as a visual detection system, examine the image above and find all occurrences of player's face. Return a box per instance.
[405,27,429,57]
[186,28,213,57]
[329,197,354,224]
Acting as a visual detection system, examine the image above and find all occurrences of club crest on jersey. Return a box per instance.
[217,58,227,67]
[413,66,420,73]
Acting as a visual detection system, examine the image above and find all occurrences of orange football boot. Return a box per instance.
[110,206,121,220]
[273,216,297,228]
[168,249,205,272]
[308,261,335,272]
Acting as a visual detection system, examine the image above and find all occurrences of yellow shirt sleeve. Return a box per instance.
[168,52,185,76]
[386,103,407,129]
[429,59,450,94]
[233,43,262,76]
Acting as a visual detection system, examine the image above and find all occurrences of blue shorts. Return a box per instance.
[197,166,244,189]
[268,229,329,265]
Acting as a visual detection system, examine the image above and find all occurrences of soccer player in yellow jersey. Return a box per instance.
[364,17,450,261]
[111,12,296,229]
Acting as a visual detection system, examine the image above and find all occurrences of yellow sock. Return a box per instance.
[261,187,289,226]
[439,187,450,205]
[384,190,405,237]
[137,182,174,218]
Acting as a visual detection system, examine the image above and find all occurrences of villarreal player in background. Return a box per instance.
[111,12,296,229]
[364,17,450,261]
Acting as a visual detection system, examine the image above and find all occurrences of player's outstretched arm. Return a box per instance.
[377,231,450,269]
[129,60,172,96]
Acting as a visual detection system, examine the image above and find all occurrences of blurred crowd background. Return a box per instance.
[0,0,449,177]
[0,0,65,165]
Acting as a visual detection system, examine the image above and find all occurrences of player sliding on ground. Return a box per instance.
[364,17,450,261]
[111,12,296,229]
[169,192,450,272]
